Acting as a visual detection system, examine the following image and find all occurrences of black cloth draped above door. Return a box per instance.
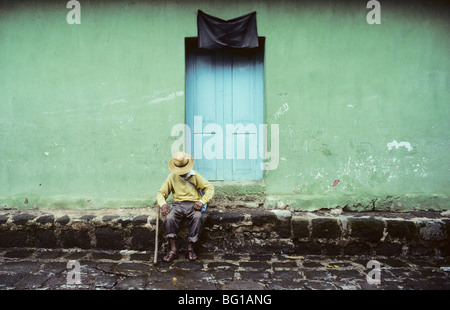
[197,10,259,49]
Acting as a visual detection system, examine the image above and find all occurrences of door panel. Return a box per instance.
[186,38,264,181]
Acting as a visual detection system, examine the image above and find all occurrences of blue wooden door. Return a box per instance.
[186,38,264,181]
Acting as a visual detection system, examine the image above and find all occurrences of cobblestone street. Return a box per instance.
[0,247,449,291]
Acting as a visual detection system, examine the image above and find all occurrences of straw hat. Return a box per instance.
[168,151,195,175]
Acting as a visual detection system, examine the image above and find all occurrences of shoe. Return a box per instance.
[163,251,178,262]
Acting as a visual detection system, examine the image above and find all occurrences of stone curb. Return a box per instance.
[0,208,449,256]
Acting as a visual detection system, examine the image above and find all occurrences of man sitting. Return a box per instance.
[157,151,214,261]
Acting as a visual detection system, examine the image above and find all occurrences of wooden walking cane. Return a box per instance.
[153,206,159,265]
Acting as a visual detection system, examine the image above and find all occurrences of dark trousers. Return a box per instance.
[165,201,203,243]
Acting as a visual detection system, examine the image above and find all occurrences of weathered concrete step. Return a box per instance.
[0,207,449,256]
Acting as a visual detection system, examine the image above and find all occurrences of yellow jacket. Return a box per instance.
[156,170,214,207]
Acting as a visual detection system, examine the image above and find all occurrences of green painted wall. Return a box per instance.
[0,0,448,210]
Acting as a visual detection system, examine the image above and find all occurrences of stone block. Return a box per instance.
[417,220,445,241]
[276,222,292,238]
[60,229,91,249]
[131,227,154,251]
[36,215,55,224]
[321,244,342,255]
[311,218,342,239]
[240,261,271,270]
[408,245,435,256]
[92,252,123,260]
[386,219,416,240]
[294,241,321,255]
[95,227,125,250]
[207,261,239,270]
[55,215,70,225]
[373,243,403,256]
[33,229,57,248]
[439,243,450,256]
[349,217,385,242]
[79,215,96,221]
[0,230,27,247]
[270,210,291,221]
[0,215,9,224]
[205,212,244,226]
[250,210,277,226]
[444,219,450,238]
[292,217,310,239]
[343,242,371,255]
[12,214,35,225]
[227,209,289,238]
[102,215,119,222]
[132,215,148,225]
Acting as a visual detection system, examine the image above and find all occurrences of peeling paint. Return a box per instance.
[148,91,184,104]
[274,103,289,119]
[387,140,413,152]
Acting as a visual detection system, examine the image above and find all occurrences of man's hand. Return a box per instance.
[160,203,170,217]
[194,201,204,211]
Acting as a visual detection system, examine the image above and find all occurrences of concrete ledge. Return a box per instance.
[0,207,449,256]
[263,194,450,212]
